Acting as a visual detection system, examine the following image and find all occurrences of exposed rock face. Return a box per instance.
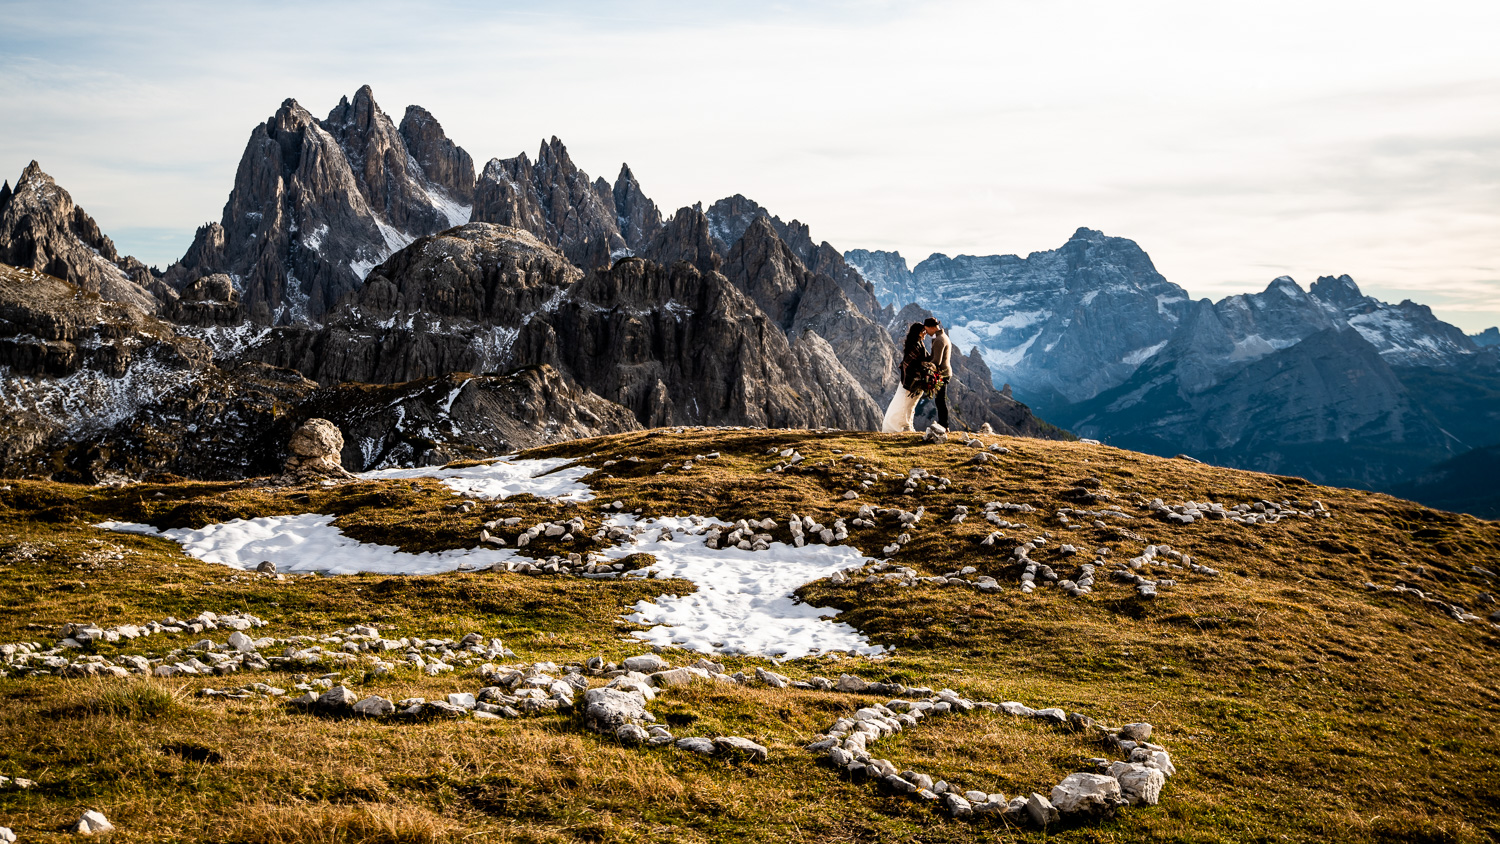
[722,217,899,403]
[613,164,663,252]
[1309,274,1478,366]
[323,86,469,237]
[297,367,643,470]
[844,248,920,309]
[866,228,1192,408]
[642,206,722,276]
[284,417,349,479]
[0,263,317,481]
[399,105,475,205]
[472,137,626,270]
[1473,327,1500,348]
[164,274,243,327]
[247,223,881,431]
[0,162,159,313]
[165,87,474,324]
[707,194,885,319]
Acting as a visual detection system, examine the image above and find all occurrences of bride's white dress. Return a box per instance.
[881,387,921,433]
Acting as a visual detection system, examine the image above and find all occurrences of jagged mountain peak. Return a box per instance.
[612,162,663,252]
[641,205,718,275]
[0,161,157,313]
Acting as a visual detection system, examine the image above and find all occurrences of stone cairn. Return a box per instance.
[282,418,351,482]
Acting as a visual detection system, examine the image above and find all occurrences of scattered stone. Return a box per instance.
[675,736,717,755]
[622,654,670,674]
[353,695,395,717]
[1026,792,1060,826]
[1051,772,1123,815]
[714,736,769,762]
[583,687,653,733]
[74,809,115,835]
[616,723,649,744]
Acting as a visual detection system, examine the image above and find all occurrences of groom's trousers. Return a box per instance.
[935,385,949,429]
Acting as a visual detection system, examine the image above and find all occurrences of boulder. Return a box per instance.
[582,687,653,733]
[316,685,358,710]
[284,418,351,479]
[675,736,716,755]
[622,654,670,674]
[1025,792,1059,826]
[1050,772,1123,815]
[1110,762,1167,805]
[353,695,395,717]
[616,723,649,744]
[74,809,115,835]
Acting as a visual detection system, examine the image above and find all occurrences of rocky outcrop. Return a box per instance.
[298,367,642,470]
[1473,327,1500,348]
[247,223,881,431]
[845,249,920,308]
[163,274,243,327]
[399,105,475,206]
[0,162,159,313]
[1309,274,1478,366]
[642,206,722,276]
[323,85,469,237]
[283,417,349,479]
[613,164,663,252]
[472,138,626,270]
[0,263,319,482]
[165,87,474,324]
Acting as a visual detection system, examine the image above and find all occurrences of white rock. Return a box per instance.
[755,667,789,689]
[713,735,769,762]
[447,692,477,709]
[1025,792,1059,825]
[616,723,649,744]
[1110,762,1167,805]
[75,809,115,835]
[1147,749,1176,776]
[227,631,255,653]
[622,654,670,673]
[353,695,395,717]
[0,825,13,843]
[582,687,653,733]
[1050,772,1122,814]
[675,736,716,755]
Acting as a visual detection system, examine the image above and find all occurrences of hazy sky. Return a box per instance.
[3,0,1497,331]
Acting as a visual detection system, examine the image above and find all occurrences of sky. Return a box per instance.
[2,0,1497,332]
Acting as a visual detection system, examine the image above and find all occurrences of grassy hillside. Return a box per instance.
[1,428,1497,843]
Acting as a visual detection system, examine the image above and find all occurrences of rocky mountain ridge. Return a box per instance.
[846,234,1495,503]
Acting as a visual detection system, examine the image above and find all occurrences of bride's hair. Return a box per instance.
[903,322,926,357]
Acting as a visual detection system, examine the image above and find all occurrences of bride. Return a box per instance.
[881,322,929,432]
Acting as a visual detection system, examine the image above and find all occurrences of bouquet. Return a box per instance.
[911,361,948,399]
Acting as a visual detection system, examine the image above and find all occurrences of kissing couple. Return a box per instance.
[881,317,953,433]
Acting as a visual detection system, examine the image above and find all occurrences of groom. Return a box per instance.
[923,318,952,428]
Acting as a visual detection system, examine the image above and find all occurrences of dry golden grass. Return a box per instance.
[0,428,1497,842]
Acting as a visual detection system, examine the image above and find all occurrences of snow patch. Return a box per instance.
[97,515,522,576]
[358,457,595,501]
[607,516,885,658]
[1122,341,1168,366]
